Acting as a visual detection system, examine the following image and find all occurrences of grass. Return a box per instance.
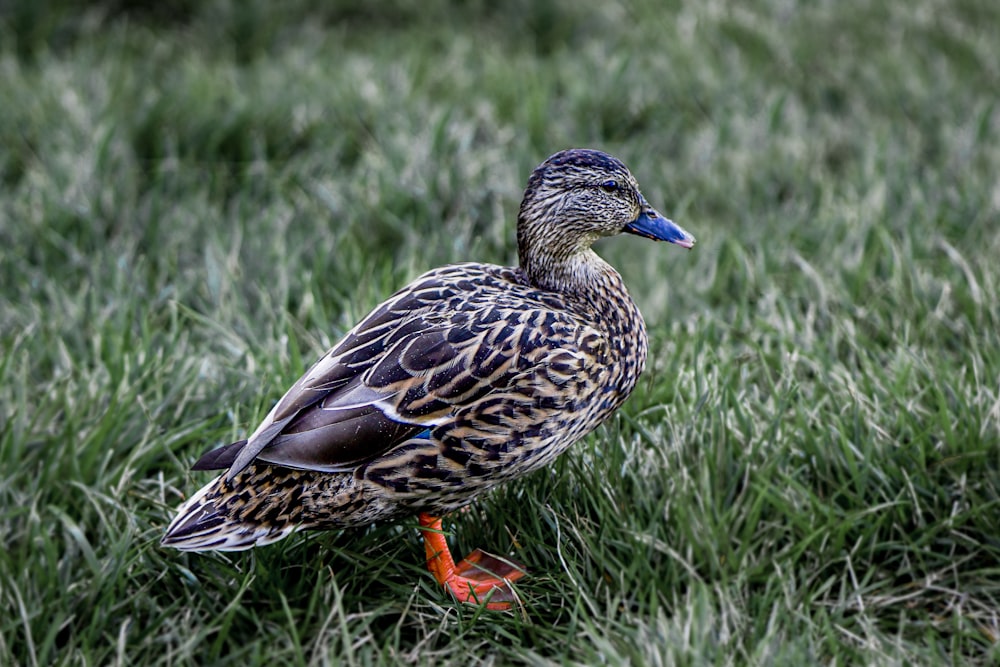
[1,0,999,664]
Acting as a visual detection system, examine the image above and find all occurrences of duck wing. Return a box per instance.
[193,265,602,479]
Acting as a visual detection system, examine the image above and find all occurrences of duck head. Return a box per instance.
[516,149,695,285]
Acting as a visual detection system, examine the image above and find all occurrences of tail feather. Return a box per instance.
[161,474,300,551]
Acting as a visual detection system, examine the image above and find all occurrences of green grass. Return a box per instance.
[2,0,999,664]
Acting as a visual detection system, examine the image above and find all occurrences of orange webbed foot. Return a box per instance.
[418,513,526,610]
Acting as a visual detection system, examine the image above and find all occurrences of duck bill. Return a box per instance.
[624,209,696,249]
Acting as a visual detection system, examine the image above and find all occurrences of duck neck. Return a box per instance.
[522,249,641,324]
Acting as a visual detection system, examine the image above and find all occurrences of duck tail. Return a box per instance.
[161,474,300,551]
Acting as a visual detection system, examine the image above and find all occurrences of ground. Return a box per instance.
[1,0,999,664]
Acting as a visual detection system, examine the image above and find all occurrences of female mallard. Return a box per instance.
[162,148,695,609]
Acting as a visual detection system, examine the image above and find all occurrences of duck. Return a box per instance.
[162,148,695,610]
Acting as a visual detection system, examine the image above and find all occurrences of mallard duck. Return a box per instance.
[162,148,695,609]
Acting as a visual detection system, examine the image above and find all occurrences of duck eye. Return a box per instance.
[600,180,618,193]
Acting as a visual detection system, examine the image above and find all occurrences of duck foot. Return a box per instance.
[418,513,526,610]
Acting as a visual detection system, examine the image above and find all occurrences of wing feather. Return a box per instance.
[205,264,602,479]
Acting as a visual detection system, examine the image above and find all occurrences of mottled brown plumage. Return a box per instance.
[162,149,694,603]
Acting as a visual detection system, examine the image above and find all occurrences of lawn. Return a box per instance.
[2,0,999,664]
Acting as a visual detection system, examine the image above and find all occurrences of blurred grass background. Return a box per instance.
[1,0,999,664]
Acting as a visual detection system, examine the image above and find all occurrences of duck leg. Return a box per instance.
[417,513,526,610]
